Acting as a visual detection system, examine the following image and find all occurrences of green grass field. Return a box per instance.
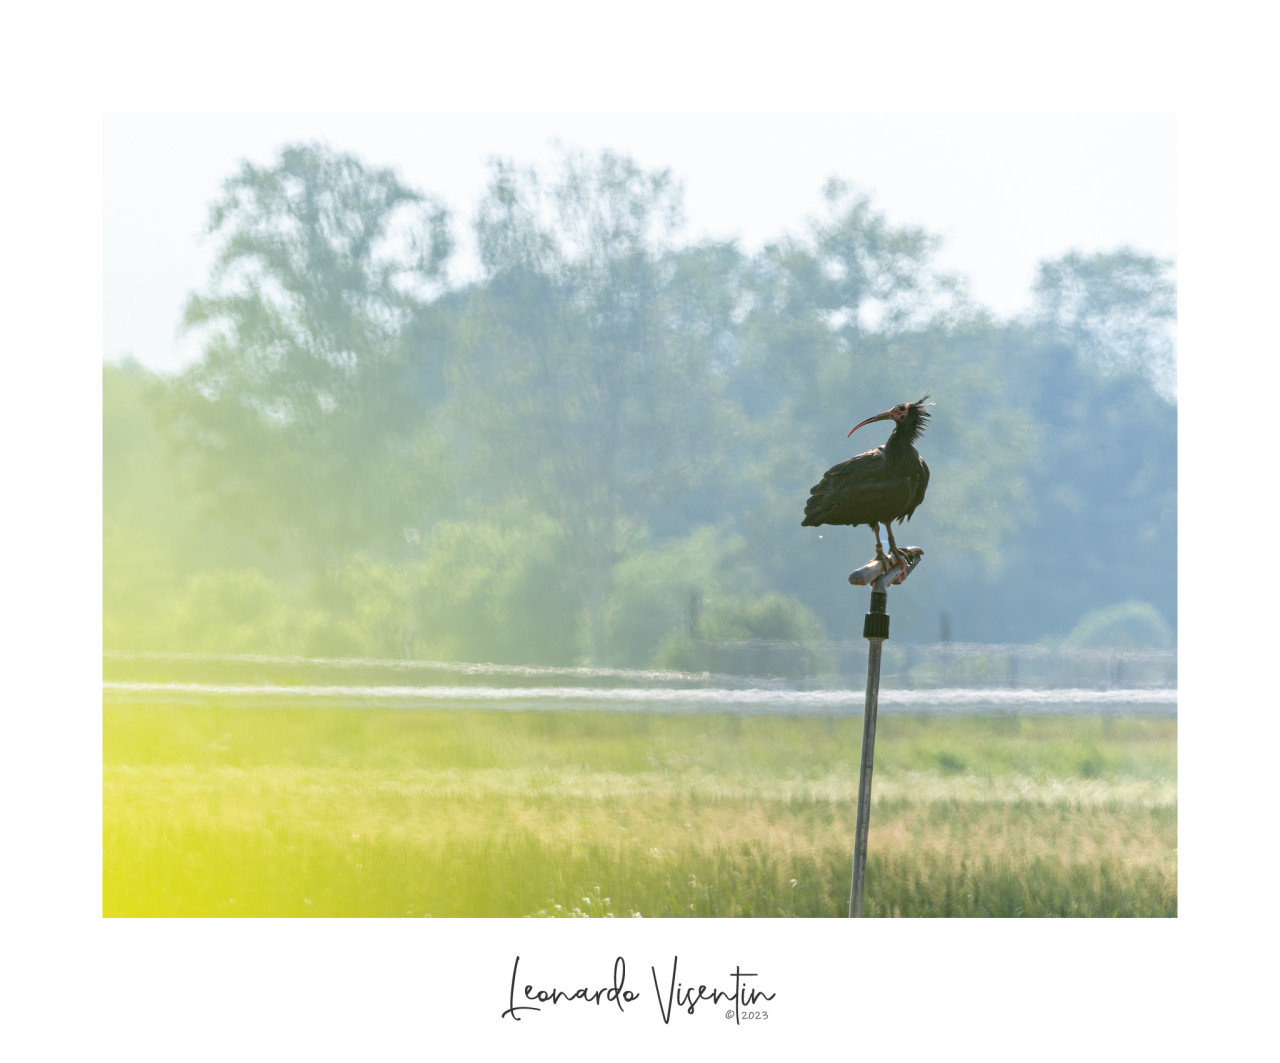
[103,703,1176,917]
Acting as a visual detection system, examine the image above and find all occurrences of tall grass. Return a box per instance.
[103,704,1176,917]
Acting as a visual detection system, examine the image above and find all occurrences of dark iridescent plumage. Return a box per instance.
[802,396,932,561]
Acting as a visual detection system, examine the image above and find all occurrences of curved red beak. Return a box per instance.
[847,410,896,438]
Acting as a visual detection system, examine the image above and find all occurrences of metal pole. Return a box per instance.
[849,571,891,918]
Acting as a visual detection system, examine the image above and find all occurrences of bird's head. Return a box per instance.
[847,395,934,440]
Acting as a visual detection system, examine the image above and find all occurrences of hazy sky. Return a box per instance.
[104,111,1175,374]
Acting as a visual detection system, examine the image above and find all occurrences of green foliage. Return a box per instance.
[994,293,1176,643]
[170,569,292,654]
[452,148,744,663]
[104,360,183,649]
[699,591,827,643]
[653,591,830,676]
[867,320,1041,567]
[727,197,1041,637]
[169,143,454,563]
[1034,247,1175,400]
[150,521,581,663]
[105,142,1176,660]
[807,178,963,338]
[104,359,274,649]
[605,525,758,667]
[300,555,417,658]
[413,515,579,664]
[1064,600,1175,650]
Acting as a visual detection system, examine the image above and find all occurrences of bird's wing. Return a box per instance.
[810,447,887,490]
[805,448,914,526]
[805,445,931,529]
[896,457,930,522]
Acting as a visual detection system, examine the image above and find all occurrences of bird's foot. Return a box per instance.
[888,547,913,583]
[875,545,894,575]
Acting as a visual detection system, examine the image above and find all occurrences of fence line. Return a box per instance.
[682,639,1176,689]
[103,680,1176,716]
[105,641,1176,692]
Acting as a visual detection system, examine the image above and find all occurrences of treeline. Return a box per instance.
[103,143,1176,668]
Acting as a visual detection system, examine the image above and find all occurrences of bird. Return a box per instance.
[802,396,933,569]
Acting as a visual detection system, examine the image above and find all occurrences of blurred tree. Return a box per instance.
[730,180,964,425]
[982,250,1177,641]
[453,149,745,664]
[1033,247,1176,401]
[169,568,291,654]
[605,524,764,668]
[1064,600,1174,650]
[808,178,964,340]
[722,190,1037,642]
[105,359,277,647]
[412,514,580,664]
[104,359,185,648]
[651,588,830,677]
[167,143,454,568]
[108,143,1177,661]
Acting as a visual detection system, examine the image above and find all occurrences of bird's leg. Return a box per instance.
[870,522,887,559]
[884,523,910,576]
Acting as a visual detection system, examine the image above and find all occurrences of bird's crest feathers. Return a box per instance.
[911,395,933,434]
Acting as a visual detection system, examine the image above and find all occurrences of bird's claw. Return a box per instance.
[888,547,916,583]
[889,554,908,582]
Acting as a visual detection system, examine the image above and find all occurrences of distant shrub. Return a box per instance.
[653,591,830,676]
[302,556,417,659]
[413,517,579,665]
[606,525,761,668]
[1064,600,1174,650]
[170,569,290,653]
[698,591,827,643]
